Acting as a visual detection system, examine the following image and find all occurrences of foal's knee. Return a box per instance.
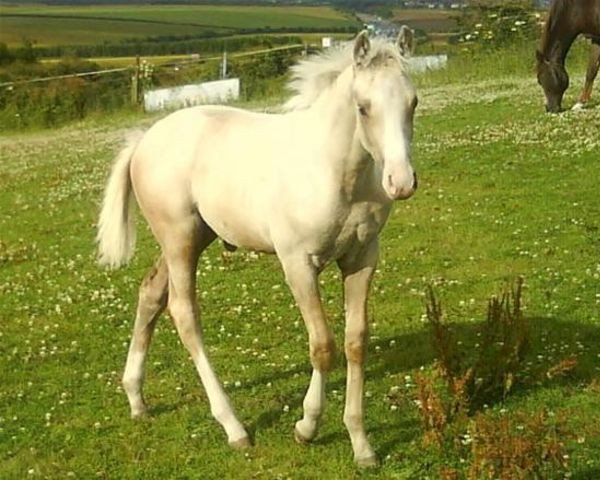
[345,330,367,365]
[310,337,336,371]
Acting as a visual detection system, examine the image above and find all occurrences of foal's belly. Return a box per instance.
[193,183,276,253]
[199,204,276,253]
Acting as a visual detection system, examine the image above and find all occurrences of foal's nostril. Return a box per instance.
[387,174,394,188]
[412,172,418,191]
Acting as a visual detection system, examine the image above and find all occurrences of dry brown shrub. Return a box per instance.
[415,279,573,478]
[468,411,569,480]
[424,278,530,412]
[416,369,448,447]
[586,377,600,393]
[545,357,578,380]
[439,465,460,480]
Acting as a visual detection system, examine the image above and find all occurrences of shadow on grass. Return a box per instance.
[149,401,188,417]
[573,467,600,480]
[369,315,600,385]
[137,313,599,472]
[238,315,600,452]
[241,314,600,396]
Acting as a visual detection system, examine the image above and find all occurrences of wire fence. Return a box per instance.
[0,44,308,129]
[0,44,306,90]
[0,67,131,88]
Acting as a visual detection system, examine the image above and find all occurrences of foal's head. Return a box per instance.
[536,50,569,113]
[351,29,418,200]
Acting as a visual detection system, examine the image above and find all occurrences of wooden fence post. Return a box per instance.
[130,56,141,106]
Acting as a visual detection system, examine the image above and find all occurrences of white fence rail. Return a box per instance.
[408,55,448,73]
[143,78,240,112]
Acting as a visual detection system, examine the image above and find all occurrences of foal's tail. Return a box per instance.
[96,131,143,268]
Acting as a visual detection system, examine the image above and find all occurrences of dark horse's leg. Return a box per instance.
[575,41,600,109]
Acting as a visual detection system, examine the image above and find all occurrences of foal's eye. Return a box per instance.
[358,105,368,117]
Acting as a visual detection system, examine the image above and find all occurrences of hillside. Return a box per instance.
[0,4,359,47]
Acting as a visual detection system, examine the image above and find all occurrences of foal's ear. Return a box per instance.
[353,30,371,67]
[397,25,415,57]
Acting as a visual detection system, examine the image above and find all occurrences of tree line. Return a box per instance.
[0,27,356,61]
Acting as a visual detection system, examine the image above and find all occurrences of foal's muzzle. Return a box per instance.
[385,171,418,201]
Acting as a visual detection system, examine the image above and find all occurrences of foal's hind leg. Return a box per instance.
[574,42,600,110]
[278,254,336,443]
[123,255,168,418]
[160,215,250,448]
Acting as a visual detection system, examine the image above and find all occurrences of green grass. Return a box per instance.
[1,50,600,478]
[418,37,592,87]
[0,5,358,47]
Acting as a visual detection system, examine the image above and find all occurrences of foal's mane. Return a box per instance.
[539,0,572,57]
[284,38,406,111]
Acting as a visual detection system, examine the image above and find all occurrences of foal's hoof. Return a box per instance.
[572,102,585,111]
[355,454,379,468]
[293,422,317,444]
[130,407,149,419]
[229,436,252,450]
[294,427,312,445]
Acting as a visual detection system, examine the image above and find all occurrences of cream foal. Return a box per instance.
[97,29,418,467]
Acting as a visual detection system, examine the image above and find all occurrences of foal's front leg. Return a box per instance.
[279,255,336,443]
[337,240,378,467]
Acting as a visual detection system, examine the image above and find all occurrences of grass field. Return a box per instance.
[1,52,599,478]
[392,8,459,33]
[0,5,358,47]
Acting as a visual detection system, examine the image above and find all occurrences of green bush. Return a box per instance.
[456,3,538,50]
[229,49,296,101]
[33,34,305,59]
[0,40,304,130]
[0,65,131,129]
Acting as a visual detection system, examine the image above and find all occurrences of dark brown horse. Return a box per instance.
[536,0,600,112]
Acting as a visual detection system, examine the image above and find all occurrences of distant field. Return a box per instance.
[0,15,216,46]
[392,8,459,33]
[0,5,358,47]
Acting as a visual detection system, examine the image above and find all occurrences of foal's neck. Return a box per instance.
[309,67,368,164]
[306,67,376,199]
